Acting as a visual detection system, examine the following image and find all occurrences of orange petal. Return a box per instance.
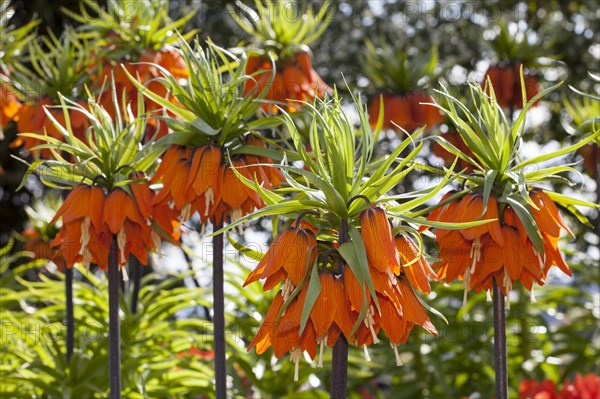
[104,189,128,234]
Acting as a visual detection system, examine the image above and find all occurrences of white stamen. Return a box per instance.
[386,269,398,286]
[363,345,371,362]
[364,305,380,344]
[486,290,492,302]
[117,227,127,265]
[78,217,91,256]
[391,342,403,366]
[151,231,161,255]
[204,188,214,216]
[82,248,92,271]
[181,203,192,222]
[318,336,326,367]
[290,347,301,382]
[199,223,206,237]
[281,276,295,303]
[503,271,512,310]
[469,238,480,275]
[122,266,129,282]
[530,286,537,303]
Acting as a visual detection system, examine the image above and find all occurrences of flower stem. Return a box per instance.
[493,278,508,399]
[594,143,600,260]
[65,263,74,362]
[331,218,349,399]
[108,238,122,399]
[213,222,226,399]
[129,255,141,314]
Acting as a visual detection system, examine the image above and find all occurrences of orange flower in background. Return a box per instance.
[22,227,65,268]
[430,190,573,302]
[431,130,475,172]
[578,143,600,176]
[368,92,443,132]
[50,181,178,271]
[1,82,21,127]
[10,97,90,157]
[95,47,187,140]
[244,51,331,113]
[482,63,540,109]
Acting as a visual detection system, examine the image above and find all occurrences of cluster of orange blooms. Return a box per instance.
[368,92,443,132]
[244,51,331,113]
[426,190,572,303]
[245,206,438,379]
[482,63,540,109]
[430,130,475,172]
[95,47,187,140]
[151,136,283,225]
[1,82,21,128]
[50,178,179,271]
[5,47,187,158]
[8,97,90,159]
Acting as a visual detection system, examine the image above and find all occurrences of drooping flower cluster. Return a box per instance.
[50,177,179,271]
[246,206,438,380]
[428,190,572,303]
[233,0,332,114]
[151,136,283,225]
[244,51,331,113]
[482,63,540,110]
[7,33,94,158]
[95,47,187,139]
[368,92,443,132]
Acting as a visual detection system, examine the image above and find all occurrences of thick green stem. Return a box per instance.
[65,264,74,362]
[129,255,141,314]
[331,218,349,399]
[213,222,226,399]
[493,278,508,399]
[108,238,122,399]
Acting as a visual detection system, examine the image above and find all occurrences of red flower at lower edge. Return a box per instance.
[559,373,600,399]
[519,373,599,399]
[519,379,557,399]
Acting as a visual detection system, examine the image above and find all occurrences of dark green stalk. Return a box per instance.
[493,278,508,399]
[213,222,226,399]
[65,264,74,361]
[108,238,122,399]
[331,218,349,399]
